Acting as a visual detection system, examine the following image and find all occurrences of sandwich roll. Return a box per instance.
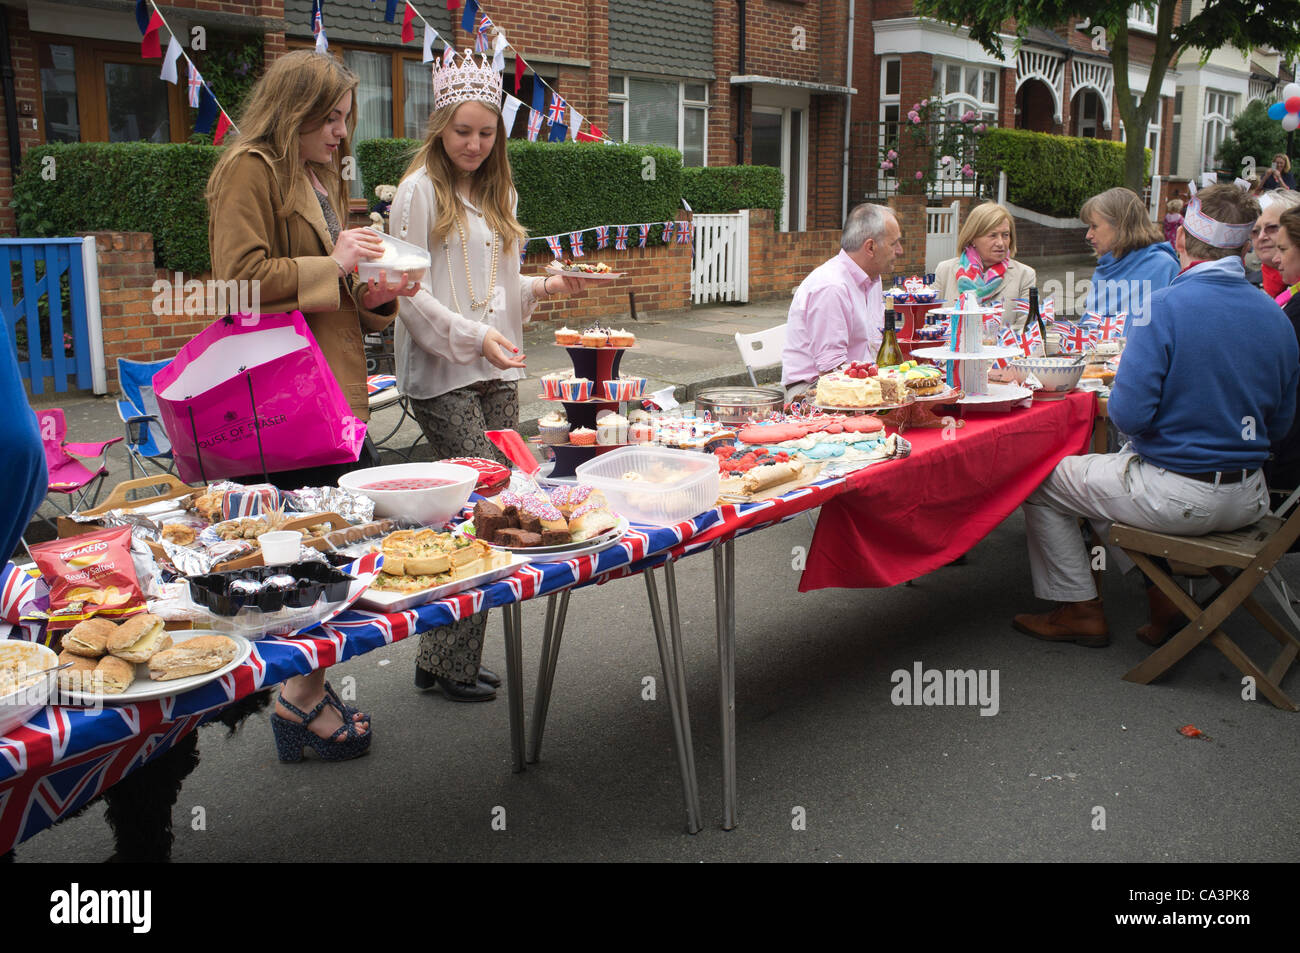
[148,636,238,681]
[57,650,99,692]
[93,655,135,695]
[62,617,117,658]
[742,461,804,494]
[108,613,172,663]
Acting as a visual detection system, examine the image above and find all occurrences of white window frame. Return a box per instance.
[1202,89,1236,173]
[879,56,901,194]
[1120,95,1162,168]
[752,105,808,233]
[607,74,708,166]
[1127,5,1157,34]
[931,59,999,123]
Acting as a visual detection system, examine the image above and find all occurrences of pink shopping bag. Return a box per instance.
[152,312,366,483]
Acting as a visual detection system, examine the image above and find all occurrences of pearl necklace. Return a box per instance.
[446,205,499,320]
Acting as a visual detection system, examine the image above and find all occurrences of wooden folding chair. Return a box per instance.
[1110,492,1300,711]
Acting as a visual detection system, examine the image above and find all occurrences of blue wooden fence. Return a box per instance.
[1,238,94,394]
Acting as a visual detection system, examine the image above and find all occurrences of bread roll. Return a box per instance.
[63,618,117,657]
[108,613,172,663]
[57,650,98,692]
[568,509,619,542]
[148,636,238,681]
[93,655,135,694]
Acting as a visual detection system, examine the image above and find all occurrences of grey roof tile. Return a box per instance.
[609,0,714,79]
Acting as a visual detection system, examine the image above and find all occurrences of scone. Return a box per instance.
[148,636,239,681]
[108,613,172,663]
[57,650,98,692]
[94,655,135,694]
[62,617,117,657]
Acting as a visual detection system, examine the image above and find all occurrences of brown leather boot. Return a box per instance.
[1136,585,1185,647]
[1012,599,1110,647]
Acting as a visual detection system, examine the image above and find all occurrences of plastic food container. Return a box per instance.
[0,641,57,736]
[575,446,720,526]
[355,227,431,283]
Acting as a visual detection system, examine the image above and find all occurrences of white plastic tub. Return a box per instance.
[576,446,719,526]
[355,227,431,283]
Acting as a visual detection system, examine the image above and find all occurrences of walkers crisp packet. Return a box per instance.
[29,526,146,631]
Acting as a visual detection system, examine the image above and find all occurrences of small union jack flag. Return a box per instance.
[526,108,543,141]
[615,225,629,250]
[595,225,610,249]
[546,235,563,258]
[187,62,203,108]
[475,14,493,53]
[1011,295,1055,323]
[1053,322,1093,353]
[662,221,675,243]
[638,224,649,248]
[569,231,585,257]
[1086,312,1127,340]
[994,326,1018,369]
[547,93,567,125]
[1019,322,1042,357]
[312,0,323,34]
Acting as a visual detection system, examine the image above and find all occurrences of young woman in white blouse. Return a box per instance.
[391,50,582,701]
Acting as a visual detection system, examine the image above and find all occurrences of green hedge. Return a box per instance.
[682,165,783,227]
[975,128,1150,219]
[14,142,219,274]
[358,138,684,255]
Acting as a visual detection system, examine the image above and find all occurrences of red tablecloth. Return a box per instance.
[800,390,1097,590]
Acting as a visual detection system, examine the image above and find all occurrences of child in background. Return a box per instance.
[1163,198,1184,245]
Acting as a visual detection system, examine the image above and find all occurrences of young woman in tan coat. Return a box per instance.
[206,50,419,761]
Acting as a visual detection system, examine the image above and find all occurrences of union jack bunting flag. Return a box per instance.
[187,62,203,108]
[546,235,563,258]
[638,224,649,248]
[662,221,675,243]
[547,93,567,125]
[312,0,323,33]
[443,46,456,66]
[475,14,493,53]
[676,223,691,244]
[569,231,585,257]
[526,108,543,141]
[615,225,629,250]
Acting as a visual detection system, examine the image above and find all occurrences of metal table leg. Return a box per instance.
[714,538,737,830]
[528,589,571,764]
[501,602,526,773]
[644,562,703,834]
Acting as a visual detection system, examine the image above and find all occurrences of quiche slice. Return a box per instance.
[379,530,492,577]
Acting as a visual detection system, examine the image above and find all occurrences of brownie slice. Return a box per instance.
[540,529,572,546]
[501,505,522,529]
[474,500,510,544]
[495,528,543,548]
[518,512,543,534]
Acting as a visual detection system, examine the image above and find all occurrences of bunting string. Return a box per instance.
[135,0,239,143]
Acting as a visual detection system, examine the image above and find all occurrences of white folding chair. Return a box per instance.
[734,324,787,388]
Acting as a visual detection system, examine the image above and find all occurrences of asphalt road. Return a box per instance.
[13,509,1300,863]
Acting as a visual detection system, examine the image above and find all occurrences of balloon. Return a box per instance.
[1285,83,1300,100]
[1288,96,1300,113]
[1270,102,1288,119]
[1284,113,1300,132]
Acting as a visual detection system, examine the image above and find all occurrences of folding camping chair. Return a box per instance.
[34,408,123,528]
[116,357,174,478]
[364,328,425,461]
[734,324,787,388]
[1110,486,1300,711]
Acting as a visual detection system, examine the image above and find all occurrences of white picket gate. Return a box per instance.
[691,211,749,304]
[924,200,961,273]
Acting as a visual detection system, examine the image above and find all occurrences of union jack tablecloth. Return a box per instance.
[0,478,851,852]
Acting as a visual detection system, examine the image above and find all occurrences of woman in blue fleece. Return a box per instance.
[1,331,46,563]
[1015,185,1299,647]
[1081,188,1179,322]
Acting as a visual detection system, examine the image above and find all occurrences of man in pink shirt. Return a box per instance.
[782,203,904,403]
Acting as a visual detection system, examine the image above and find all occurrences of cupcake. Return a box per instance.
[602,376,647,401]
[597,413,629,445]
[541,372,565,399]
[560,377,592,401]
[627,408,651,425]
[629,421,654,444]
[608,328,636,347]
[555,326,580,346]
[580,326,608,348]
[569,426,597,446]
[538,411,571,445]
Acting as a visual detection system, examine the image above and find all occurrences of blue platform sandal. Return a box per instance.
[324,681,370,725]
[271,693,372,763]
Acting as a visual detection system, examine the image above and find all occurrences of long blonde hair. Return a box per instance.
[957,203,1018,259]
[404,100,528,250]
[206,50,358,226]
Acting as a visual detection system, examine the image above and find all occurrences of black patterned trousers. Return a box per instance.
[408,379,518,683]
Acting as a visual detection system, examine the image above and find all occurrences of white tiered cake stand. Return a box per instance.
[912,299,1031,410]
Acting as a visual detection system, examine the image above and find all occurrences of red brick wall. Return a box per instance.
[1011,216,1089,258]
[0,9,44,235]
[746,208,841,300]
[710,3,737,165]
[887,193,928,275]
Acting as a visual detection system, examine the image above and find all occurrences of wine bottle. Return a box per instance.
[877,309,905,368]
[1020,287,1049,356]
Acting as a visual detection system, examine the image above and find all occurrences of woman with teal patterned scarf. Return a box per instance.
[935,202,1037,312]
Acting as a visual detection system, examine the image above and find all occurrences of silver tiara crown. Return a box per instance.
[433,49,503,110]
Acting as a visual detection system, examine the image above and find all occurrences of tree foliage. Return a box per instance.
[1216,99,1293,177]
